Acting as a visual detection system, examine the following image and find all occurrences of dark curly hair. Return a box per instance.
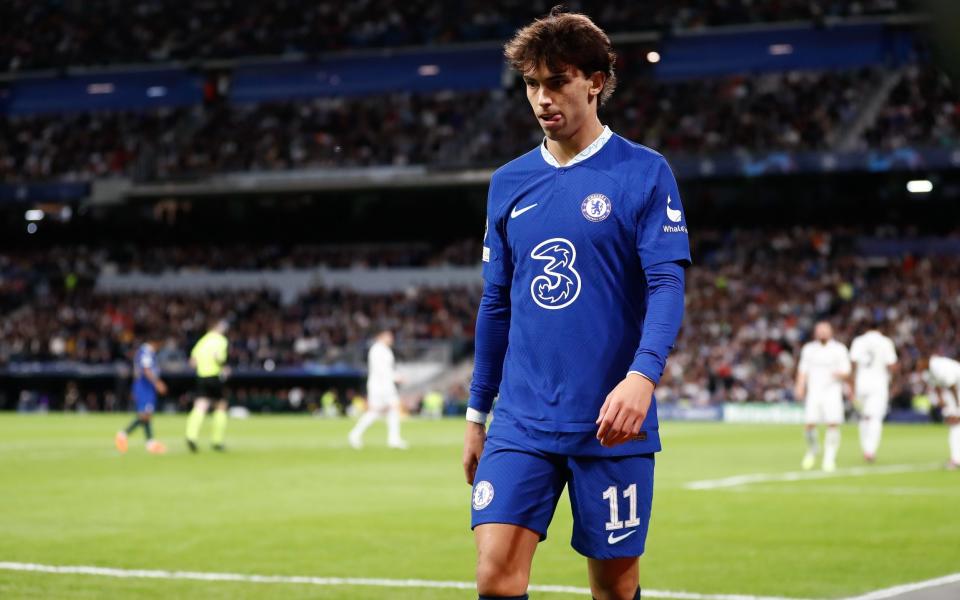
[504,6,617,105]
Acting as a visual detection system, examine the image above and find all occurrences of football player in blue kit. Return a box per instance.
[115,335,168,455]
[463,8,690,600]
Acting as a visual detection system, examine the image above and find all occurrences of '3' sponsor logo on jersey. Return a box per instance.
[530,238,581,310]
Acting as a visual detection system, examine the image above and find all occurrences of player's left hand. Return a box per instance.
[596,373,655,448]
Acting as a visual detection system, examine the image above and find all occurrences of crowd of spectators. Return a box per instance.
[1,1,917,73]
[3,228,960,407]
[860,64,960,150]
[657,228,960,406]
[612,68,880,154]
[0,285,479,368]
[0,241,479,302]
[1,66,903,182]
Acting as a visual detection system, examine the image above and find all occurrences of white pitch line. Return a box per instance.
[843,572,960,600]
[2,561,957,600]
[0,561,809,600]
[685,463,942,491]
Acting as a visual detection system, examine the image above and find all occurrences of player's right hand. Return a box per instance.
[462,422,486,485]
[155,380,168,395]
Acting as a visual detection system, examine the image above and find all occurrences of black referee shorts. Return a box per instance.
[195,376,225,400]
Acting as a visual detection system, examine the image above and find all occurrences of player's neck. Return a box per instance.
[545,117,605,166]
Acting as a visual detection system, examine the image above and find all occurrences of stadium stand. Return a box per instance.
[1,66,933,181]
[860,64,960,149]
[1,0,919,73]
[0,1,955,417]
[4,230,959,413]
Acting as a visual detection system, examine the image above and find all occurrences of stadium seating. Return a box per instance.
[1,0,918,73]
[4,66,937,182]
[4,230,958,411]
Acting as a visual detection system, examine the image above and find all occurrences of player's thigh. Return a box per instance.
[942,390,960,419]
[366,394,392,414]
[823,396,844,425]
[567,453,655,560]
[804,397,823,424]
[860,391,888,419]
[372,392,398,406]
[473,523,540,589]
[471,440,567,541]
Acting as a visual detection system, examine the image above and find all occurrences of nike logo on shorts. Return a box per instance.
[607,529,636,545]
[510,203,538,218]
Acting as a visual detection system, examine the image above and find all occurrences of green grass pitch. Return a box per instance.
[0,414,958,599]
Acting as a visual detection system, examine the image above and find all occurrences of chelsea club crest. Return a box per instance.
[581,193,611,222]
[472,480,495,510]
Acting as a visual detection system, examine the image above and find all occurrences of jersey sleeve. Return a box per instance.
[838,345,852,375]
[636,157,692,269]
[885,339,898,366]
[627,261,685,383]
[216,337,228,364]
[798,345,810,374]
[368,346,386,377]
[468,281,511,416]
[949,361,960,387]
[139,352,154,370]
[481,175,513,287]
[848,338,865,364]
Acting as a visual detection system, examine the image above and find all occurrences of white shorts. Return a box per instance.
[857,389,889,419]
[805,394,844,425]
[367,393,400,411]
[942,389,960,418]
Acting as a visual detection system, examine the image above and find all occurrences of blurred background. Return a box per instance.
[1,0,957,424]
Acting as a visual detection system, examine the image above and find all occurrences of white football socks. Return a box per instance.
[805,428,819,455]
[949,424,960,465]
[823,427,841,467]
[859,418,883,457]
[350,410,378,441]
[387,407,402,445]
[858,420,869,455]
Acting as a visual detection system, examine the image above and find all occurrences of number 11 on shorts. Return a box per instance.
[603,484,641,531]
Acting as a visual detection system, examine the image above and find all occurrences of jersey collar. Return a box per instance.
[540,125,613,168]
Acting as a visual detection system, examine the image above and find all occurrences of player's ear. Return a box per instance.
[588,71,605,99]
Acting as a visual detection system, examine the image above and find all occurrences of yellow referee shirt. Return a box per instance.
[191,332,228,378]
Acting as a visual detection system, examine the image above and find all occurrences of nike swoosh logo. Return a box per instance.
[607,530,637,545]
[510,203,538,218]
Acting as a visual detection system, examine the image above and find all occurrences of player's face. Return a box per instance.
[522,62,603,142]
[815,322,833,343]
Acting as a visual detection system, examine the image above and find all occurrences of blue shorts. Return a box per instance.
[470,434,655,559]
[132,382,156,414]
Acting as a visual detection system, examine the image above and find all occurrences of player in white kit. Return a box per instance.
[348,330,408,450]
[795,321,851,472]
[849,326,898,462]
[923,354,960,470]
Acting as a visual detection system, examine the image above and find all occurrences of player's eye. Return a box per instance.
[524,80,539,88]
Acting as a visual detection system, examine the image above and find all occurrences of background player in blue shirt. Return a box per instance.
[115,334,168,455]
[462,8,690,600]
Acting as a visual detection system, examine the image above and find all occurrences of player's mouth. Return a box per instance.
[539,113,563,129]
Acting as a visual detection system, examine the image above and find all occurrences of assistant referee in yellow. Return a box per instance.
[186,319,230,452]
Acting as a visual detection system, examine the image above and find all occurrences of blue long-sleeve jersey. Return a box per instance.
[468,127,690,456]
